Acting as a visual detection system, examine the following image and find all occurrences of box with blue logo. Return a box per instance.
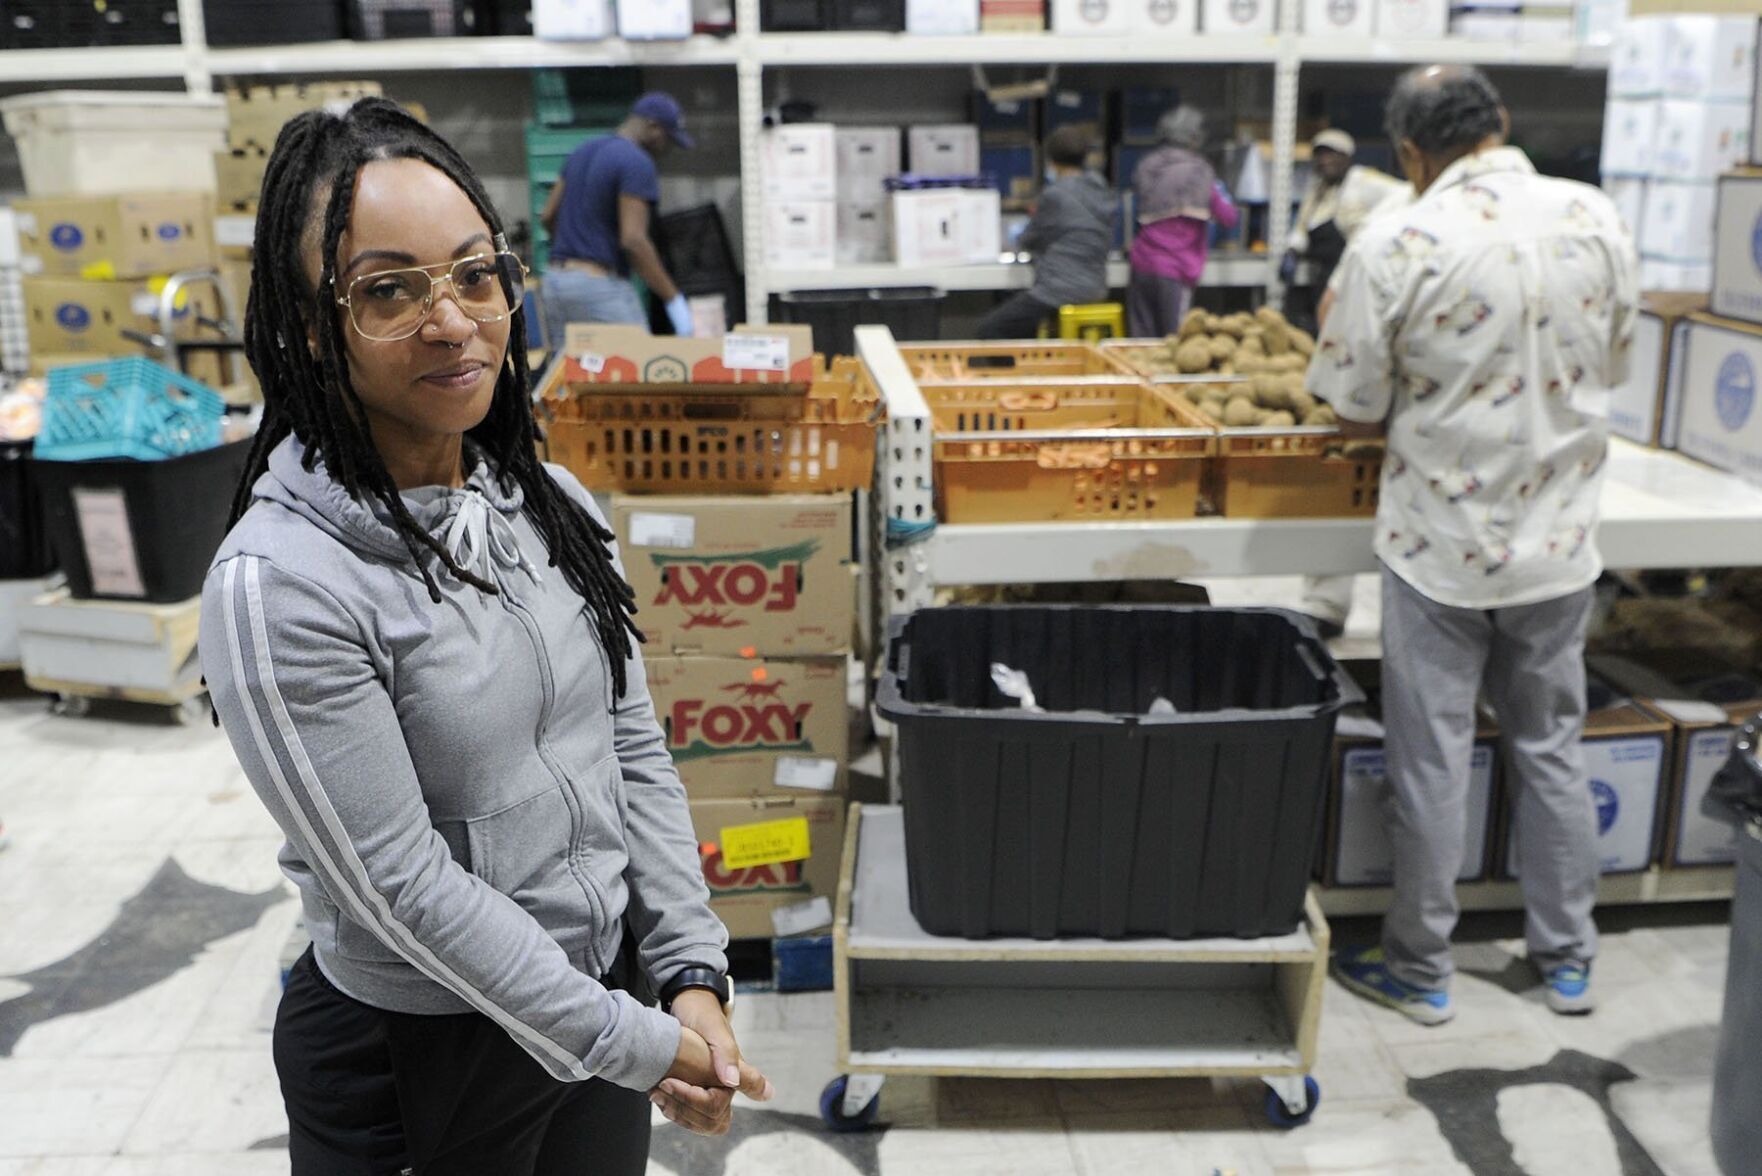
[1664,311,1762,479]
[1712,170,1762,326]
[1611,292,1705,447]
[980,143,1039,208]
[11,194,217,281]
[21,276,221,373]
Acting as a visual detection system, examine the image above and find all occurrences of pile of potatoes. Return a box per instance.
[1154,307,1338,429]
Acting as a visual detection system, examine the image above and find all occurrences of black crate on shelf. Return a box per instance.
[204,0,345,45]
[32,439,253,604]
[1,1,69,49]
[655,204,741,288]
[877,606,1362,940]
[774,287,943,358]
[348,0,466,39]
[760,0,828,29]
[833,0,903,30]
[86,0,181,45]
[0,441,56,581]
[468,0,529,33]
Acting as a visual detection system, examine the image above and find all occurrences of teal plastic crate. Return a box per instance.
[531,67,640,128]
[37,357,224,462]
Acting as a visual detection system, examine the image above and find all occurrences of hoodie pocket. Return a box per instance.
[466,784,601,966]
[565,753,628,973]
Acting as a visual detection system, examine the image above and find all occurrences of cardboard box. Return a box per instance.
[1203,0,1277,33]
[1665,14,1758,100]
[617,0,691,37]
[647,655,850,798]
[835,127,902,202]
[1601,99,1662,179]
[213,147,268,211]
[613,493,856,657]
[1132,0,1199,33]
[892,188,1003,266]
[12,194,218,281]
[1500,700,1672,877]
[1643,257,1713,292]
[837,200,892,264]
[764,124,838,202]
[1613,293,1706,445]
[1640,179,1718,261]
[973,92,1039,140]
[1713,170,1762,323]
[1045,88,1107,136]
[982,1,1050,33]
[692,794,846,940]
[909,124,982,177]
[1665,312,1762,478]
[534,0,615,38]
[1611,16,1673,96]
[1655,99,1751,181]
[1375,0,1447,38]
[1604,174,1647,233]
[559,323,817,386]
[224,82,382,151]
[907,0,980,32]
[23,276,221,363]
[765,200,837,270]
[1053,0,1131,33]
[981,144,1040,206]
[1588,652,1761,867]
[1305,0,1375,37]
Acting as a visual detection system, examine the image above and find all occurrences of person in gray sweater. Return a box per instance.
[201,98,770,1175]
[976,124,1117,339]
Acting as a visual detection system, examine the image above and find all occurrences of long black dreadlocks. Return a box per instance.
[229,97,642,698]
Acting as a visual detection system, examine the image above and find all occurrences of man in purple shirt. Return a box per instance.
[1126,106,1239,337]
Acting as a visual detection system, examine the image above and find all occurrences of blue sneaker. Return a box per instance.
[1542,963,1594,1015]
[1331,946,1455,1026]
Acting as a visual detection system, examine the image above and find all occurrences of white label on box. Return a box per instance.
[774,756,839,792]
[627,512,697,549]
[1508,735,1667,876]
[1713,175,1762,324]
[770,895,833,938]
[723,333,789,373]
[72,488,146,598]
[1610,312,1664,444]
[130,292,159,318]
[1334,744,1493,886]
[1672,320,1762,481]
[18,255,42,276]
[576,351,607,374]
[1653,697,1732,725]
[1679,727,1742,865]
[215,216,255,248]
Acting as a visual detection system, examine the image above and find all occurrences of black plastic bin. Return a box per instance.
[0,441,56,580]
[204,0,345,45]
[32,439,252,604]
[833,0,903,29]
[774,287,944,359]
[876,606,1363,941]
[761,0,828,30]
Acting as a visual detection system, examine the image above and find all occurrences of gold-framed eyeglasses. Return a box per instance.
[333,250,528,342]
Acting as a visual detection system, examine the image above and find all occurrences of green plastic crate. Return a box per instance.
[531,67,641,128]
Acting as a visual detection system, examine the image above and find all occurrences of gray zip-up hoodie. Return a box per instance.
[1020,171,1117,308]
[201,435,727,1092]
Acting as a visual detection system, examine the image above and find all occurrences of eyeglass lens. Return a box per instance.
[347,253,524,341]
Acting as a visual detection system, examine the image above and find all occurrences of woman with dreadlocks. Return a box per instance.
[200,98,771,1175]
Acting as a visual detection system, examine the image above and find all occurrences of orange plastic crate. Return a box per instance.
[922,377,1216,524]
[901,340,1140,383]
[538,357,880,494]
[1214,428,1381,518]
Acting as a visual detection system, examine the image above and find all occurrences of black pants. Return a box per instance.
[276,947,652,1176]
[975,291,1059,340]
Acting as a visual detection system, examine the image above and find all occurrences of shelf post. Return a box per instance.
[856,326,937,616]
[1266,32,1300,303]
[735,0,768,324]
[176,0,212,95]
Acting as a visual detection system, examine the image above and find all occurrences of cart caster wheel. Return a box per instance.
[1264,1076,1320,1128]
[819,1076,880,1133]
[52,695,91,718]
[173,696,208,726]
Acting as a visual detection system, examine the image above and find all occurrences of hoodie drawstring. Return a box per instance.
[444,491,543,590]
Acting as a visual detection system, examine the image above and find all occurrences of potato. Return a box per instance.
[1290,328,1315,357]
[1197,398,1226,422]
[1213,313,1249,339]
[1262,410,1297,428]
[1304,403,1339,426]
[1251,373,1284,407]
[1289,389,1317,418]
[1175,339,1213,373]
[1207,335,1238,363]
[1177,309,1211,340]
[1223,396,1259,427]
[1234,356,1270,377]
[1178,384,1203,404]
[1217,363,1235,375]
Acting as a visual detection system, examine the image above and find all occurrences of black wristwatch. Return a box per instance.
[659,965,734,1013]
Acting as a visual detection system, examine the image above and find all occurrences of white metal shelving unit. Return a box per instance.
[0,1,1611,325]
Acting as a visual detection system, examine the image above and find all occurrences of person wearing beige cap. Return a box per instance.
[1281,128,1408,337]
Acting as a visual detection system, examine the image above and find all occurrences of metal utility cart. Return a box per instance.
[823,804,1330,1131]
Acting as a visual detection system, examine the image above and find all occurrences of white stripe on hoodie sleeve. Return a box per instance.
[201,553,682,1091]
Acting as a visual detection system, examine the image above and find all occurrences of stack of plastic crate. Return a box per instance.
[0,209,28,376]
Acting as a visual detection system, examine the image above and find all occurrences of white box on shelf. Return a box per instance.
[1053,0,1131,32]
[908,124,982,177]
[907,0,980,33]
[1668,315,1762,479]
[1714,172,1762,325]
[836,127,903,203]
[1654,99,1749,181]
[0,92,227,198]
[1642,257,1713,292]
[1452,11,1519,40]
[765,201,837,270]
[1506,733,1668,877]
[1304,0,1374,37]
[618,0,691,38]
[1202,0,1276,35]
[838,201,893,264]
[893,188,1002,267]
[1665,14,1758,101]
[1611,310,1667,444]
[1375,0,1447,39]
[1603,174,1647,234]
[1131,0,1200,33]
[1331,745,1495,887]
[1575,0,1624,47]
[1517,14,1570,41]
[1601,99,1661,178]
[534,0,614,38]
[1675,724,1742,865]
[1639,180,1717,263]
[1609,16,1671,97]
[764,124,838,201]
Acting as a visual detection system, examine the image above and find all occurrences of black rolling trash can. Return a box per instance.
[877,606,1363,941]
[0,440,56,580]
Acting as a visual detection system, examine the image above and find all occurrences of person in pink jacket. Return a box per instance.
[1126,106,1240,337]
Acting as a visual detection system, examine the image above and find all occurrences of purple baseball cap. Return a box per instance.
[631,91,695,149]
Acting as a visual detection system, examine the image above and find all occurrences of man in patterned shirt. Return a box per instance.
[1310,65,1640,1026]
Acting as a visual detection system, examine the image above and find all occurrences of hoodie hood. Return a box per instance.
[257,435,536,586]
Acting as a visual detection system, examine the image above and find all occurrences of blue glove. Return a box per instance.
[1279,250,1299,285]
[665,293,693,337]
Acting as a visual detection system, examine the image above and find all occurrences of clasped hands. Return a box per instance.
[650,988,775,1136]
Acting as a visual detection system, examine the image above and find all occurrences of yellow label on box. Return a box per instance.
[719,817,811,870]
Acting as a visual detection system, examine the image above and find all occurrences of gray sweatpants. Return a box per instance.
[1379,564,1600,990]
